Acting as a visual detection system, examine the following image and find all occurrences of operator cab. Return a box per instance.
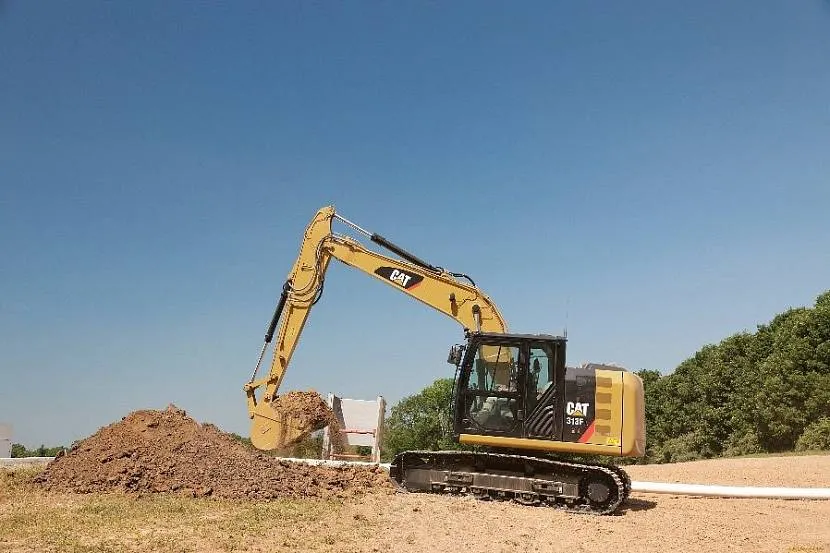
[449,331,569,442]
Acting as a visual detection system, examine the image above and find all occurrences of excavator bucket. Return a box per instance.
[249,391,336,451]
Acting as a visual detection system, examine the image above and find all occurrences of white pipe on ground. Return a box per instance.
[630,481,830,499]
[277,456,391,470]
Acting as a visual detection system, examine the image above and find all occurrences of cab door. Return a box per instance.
[456,340,526,438]
[522,341,566,441]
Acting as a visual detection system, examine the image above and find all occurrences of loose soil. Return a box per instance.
[268,390,336,429]
[33,403,392,500]
[268,390,340,449]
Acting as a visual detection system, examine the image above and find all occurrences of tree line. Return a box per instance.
[639,289,830,462]
[10,443,66,458]
[381,290,830,463]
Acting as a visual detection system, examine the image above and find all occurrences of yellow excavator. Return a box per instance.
[244,205,645,514]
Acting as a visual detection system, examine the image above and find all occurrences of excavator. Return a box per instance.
[244,205,646,514]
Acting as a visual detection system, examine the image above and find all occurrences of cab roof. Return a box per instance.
[465,330,567,342]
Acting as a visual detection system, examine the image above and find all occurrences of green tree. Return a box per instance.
[9,443,65,457]
[382,377,466,459]
[640,289,830,462]
[795,418,830,451]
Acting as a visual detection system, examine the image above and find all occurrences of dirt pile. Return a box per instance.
[34,404,393,500]
[269,390,340,449]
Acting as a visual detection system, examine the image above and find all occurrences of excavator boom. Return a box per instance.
[244,205,507,450]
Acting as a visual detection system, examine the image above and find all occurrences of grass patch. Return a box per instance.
[0,468,376,553]
[726,450,830,460]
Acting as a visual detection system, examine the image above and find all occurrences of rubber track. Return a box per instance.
[389,450,627,515]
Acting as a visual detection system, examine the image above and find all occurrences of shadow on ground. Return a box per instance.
[616,497,658,513]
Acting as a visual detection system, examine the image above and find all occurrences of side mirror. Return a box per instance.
[447,344,465,366]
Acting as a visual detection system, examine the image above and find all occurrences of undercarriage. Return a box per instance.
[389,450,631,515]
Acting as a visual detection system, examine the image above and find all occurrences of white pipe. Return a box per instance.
[630,481,830,499]
[277,457,392,470]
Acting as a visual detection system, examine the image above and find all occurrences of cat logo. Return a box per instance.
[566,401,590,418]
[374,266,424,290]
[389,269,413,287]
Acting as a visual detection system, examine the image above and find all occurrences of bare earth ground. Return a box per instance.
[2,454,828,553]
[350,455,830,553]
[2,408,828,552]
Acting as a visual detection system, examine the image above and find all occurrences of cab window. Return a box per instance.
[525,345,555,414]
[466,344,520,432]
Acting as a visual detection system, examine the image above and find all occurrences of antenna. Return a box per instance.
[564,297,569,338]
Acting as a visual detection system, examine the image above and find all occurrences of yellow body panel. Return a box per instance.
[620,370,646,457]
[581,368,645,456]
[461,367,645,458]
[459,434,625,456]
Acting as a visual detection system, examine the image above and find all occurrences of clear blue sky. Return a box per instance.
[2,1,829,448]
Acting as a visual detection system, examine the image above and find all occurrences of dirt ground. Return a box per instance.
[343,454,830,553]
[4,404,829,552]
[1,455,826,552]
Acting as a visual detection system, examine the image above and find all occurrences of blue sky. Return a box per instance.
[2,1,829,448]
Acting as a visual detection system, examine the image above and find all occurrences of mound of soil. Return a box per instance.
[34,404,393,500]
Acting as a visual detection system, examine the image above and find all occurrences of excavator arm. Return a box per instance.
[244,205,508,450]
